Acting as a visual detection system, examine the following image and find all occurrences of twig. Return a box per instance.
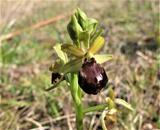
[136,51,153,64]
[66,113,73,130]
[41,114,75,125]
[0,13,68,42]
[89,115,96,130]
[41,112,101,125]
[25,117,43,128]
[29,126,49,130]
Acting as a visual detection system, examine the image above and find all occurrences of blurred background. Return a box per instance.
[0,0,159,130]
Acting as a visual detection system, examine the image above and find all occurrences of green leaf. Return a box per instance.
[88,36,105,54]
[84,104,107,114]
[115,98,134,111]
[60,58,83,74]
[93,54,113,64]
[61,44,84,57]
[1,99,31,107]
[54,44,68,64]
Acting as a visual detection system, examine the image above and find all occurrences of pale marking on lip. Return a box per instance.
[97,74,103,82]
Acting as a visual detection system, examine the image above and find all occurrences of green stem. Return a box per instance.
[77,40,81,48]
[70,73,83,130]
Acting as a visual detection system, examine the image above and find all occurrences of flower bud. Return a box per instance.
[78,58,108,94]
[75,8,87,30]
[67,8,98,47]
[104,108,117,129]
[51,73,62,84]
[67,15,83,43]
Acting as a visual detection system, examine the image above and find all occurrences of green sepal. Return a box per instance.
[54,44,68,64]
[93,54,113,64]
[61,44,84,57]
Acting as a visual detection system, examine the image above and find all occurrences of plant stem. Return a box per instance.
[75,98,83,130]
[70,73,83,130]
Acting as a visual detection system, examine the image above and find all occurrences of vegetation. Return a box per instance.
[0,1,159,130]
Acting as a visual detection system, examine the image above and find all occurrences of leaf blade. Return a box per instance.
[115,98,134,111]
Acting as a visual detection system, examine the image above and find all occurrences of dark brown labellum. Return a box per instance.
[51,73,62,84]
[78,58,108,95]
[157,70,160,80]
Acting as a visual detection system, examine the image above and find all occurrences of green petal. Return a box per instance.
[93,54,113,64]
[88,36,105,54]
[115,98,134,111]
[61,44,85,57]
[54,44,68,64]
[60,58,83,74]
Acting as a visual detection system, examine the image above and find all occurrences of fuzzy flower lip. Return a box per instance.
[78,58,108,95]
